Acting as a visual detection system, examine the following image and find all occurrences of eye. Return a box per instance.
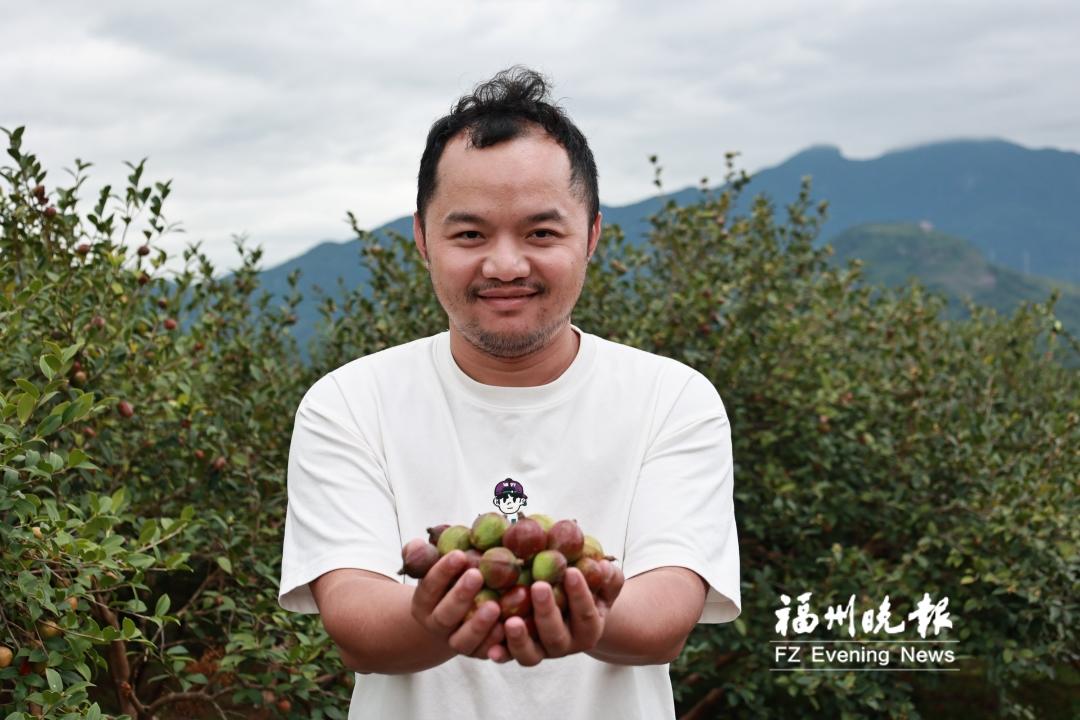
[456,230,482,240]
[532,229,556,239]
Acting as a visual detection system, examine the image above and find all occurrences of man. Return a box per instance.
[278,66,740,719]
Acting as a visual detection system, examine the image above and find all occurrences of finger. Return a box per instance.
[530,582,571,657]
[412,550,468,616]
[488,644,511,663]
[449,600,501,656]
[429,568,484,633]
[467,611,506,659]
[565,569,603,645]
[504,617,544,667]
[598,561,625,606]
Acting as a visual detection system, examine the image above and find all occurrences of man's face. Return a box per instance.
[414,128,601,359]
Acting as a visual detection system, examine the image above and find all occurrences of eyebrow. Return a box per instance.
[442,209,567,226]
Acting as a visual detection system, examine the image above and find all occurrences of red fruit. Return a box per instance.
[502,518,546,561]
[463,548,482,570]
[19,658,32,676]
[91,315,106,330]
[499,585,532,620]
[72,370,88,386]
[479,547,521,590]
[276,698,291,713]
[117,400,135,418]
[157,298,169,309]
[44,206,57,218]
[164,318,178,331]
[547,520,585,562]
[426,524,450,545]
[137,244,151,256]
[574,557,604,591]
[138,272,150,286]
[82,426,97,438]
[211,456,227,471]
[193,342,205,352]
[194,449,205,460]
[33,184,46,200]
[72,360,82,372]
[76,243,91,255]
[398,539,439,579]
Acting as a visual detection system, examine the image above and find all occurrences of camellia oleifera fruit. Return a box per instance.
[399,538,439,579]
[401,514,615,631]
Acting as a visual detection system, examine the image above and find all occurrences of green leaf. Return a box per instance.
[45,667,63,692]
[67,449,89,468]
[38,355,60,380]
[156,594,171,616]
[17,393,35,424]
[15,378,39,399]
[216,556,233,574]
[122,616,138,639]
[34,413,63,438]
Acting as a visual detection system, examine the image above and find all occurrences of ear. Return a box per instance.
[413,212,429,265]
[493,497,499,507]
[586,211,602,262]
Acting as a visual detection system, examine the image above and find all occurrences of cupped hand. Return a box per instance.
[490,559,625,666]
[409,548,506,660]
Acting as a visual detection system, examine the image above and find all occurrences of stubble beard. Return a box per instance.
[428,271,580,360]
[460,301,570,359]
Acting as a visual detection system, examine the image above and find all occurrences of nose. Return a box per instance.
[481,236,529,281]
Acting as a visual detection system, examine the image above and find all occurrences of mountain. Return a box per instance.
[245,139,1080,359]
[827,223,1080,334]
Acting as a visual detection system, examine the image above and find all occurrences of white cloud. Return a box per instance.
[2,0,1077,275]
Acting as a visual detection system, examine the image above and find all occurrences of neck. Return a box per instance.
[449,322,580,387]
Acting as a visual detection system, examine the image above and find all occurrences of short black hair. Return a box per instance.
[416,66,599,233]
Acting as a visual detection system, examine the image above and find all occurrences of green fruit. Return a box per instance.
[465,588,500,621]
[516,567,532,586]
[525,513,554,532]
[436,525,471,556]
[581,535,605,560]
[531,550,567,584]
[470,512,508,550]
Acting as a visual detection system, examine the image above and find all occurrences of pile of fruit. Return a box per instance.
[400,512,615,634]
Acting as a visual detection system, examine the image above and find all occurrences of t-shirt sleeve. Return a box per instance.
[278,373,402,614]
[622,370,741,624]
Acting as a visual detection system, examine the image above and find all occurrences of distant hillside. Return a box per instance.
[243,139,1080,359]
[828,223,1080,335]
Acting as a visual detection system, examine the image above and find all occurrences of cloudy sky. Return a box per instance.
[4,1,1078,274]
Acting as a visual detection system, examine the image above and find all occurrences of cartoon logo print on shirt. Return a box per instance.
[493,478,528,524]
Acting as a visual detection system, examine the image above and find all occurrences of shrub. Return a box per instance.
[3,129,1076,719]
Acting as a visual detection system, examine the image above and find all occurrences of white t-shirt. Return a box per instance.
[279,325,741,720]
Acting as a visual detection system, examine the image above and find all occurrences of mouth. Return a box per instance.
[474,287,540,310]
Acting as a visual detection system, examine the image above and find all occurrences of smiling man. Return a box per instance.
[278,67,741,720]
